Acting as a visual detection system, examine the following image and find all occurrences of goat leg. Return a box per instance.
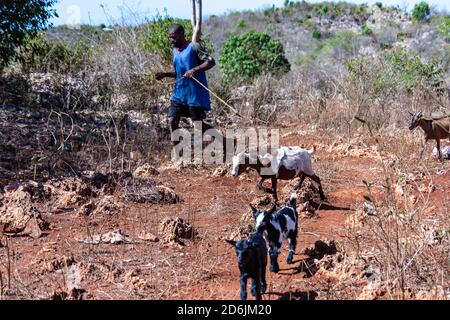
[269,246,280,273]
[287,231,297,264]
[256,177,267,191]
[308,174,326,200]
[436,139,442,161]
[271,177,278,203]
[261,267,267,294]
[240,275,248,300]
[254,275,262,300]
[418,138,427,160]
[293,173,306,190]
[250,275,262,298]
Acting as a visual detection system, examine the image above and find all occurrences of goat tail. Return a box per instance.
[289,193,297,208]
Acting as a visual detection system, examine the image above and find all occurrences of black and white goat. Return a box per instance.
[251,193,298,273]
[226,232,267,300]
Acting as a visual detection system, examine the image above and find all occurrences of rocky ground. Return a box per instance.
[0,108,448,300]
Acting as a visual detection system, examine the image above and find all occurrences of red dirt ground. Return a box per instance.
[1,125,448,300]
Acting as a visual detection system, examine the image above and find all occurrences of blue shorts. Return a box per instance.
[168,101,207,120]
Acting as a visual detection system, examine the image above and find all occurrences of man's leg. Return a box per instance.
[168,116,181,146]
[168,102,189,146]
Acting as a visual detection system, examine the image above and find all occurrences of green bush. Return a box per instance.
[412,2,430,22]
[361,23,373,36]
[384,49,444,93]
[375,2,383,9]
[284,0,295,8]
[438,15,450,40]
[346,48,444,95]
[236,19,246,29]
[219,30,290,84]
[312,28,322,39]
[21,33,97,73]
[140,14,192,64]
[0,0,57,70]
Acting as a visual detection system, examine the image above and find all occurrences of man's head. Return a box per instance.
[168,24,186,49]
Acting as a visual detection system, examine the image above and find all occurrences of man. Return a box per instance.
[155,24,216,145]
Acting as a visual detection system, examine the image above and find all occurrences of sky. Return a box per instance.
[50,0,450,26]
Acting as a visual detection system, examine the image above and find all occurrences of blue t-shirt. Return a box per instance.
[171,43,211,110]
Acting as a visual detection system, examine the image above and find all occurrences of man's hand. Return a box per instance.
[183,68,197,78]
[155,72,166,81]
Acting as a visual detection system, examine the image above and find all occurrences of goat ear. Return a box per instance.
[250,205,258,215]
[408,111,414,116]
[269,204,276,214]
[225,239,236,247]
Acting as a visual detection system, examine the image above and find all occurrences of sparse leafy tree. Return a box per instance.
[438,15,450,40]
[412,2,430,22]
[0,0,58,70]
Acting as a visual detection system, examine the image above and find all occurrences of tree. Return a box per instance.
[412,2,430,22]
[219,30,290,84]
[0,0,58,69]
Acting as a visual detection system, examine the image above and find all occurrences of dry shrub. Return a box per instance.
[123,177,180,204]
[342,163,449,299]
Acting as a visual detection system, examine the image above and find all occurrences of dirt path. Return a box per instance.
[1,127,447,300]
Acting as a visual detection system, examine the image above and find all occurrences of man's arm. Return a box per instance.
[184,42,215,78]
[155,71,176,81]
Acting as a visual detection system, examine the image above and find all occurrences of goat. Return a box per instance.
[409,111,450,161]
[251,193,298,273]
[226,232,267,300]
[231,146,325,202]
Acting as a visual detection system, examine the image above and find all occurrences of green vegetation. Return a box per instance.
[284,0,295,8]
[312,28,322,39]
[20,33,98,73]
[236,19,246,29]
[346,48,444,96]
[219,30,290,84]
[361,23,373,36]
[412,2,430,22]
[437,15,450,40]
[140,14,193,64]
[296,31,357,65]
[140,13,213,64]
[0,0,57,70]
[374,2,383,9]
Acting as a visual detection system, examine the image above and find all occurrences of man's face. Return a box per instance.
[168,30,185,48]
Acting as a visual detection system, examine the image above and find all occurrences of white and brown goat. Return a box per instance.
[231,146,325,202]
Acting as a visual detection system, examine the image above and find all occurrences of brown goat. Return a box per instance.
[409,111,450,160]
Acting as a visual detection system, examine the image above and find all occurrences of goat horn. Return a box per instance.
[225,239,236,247]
